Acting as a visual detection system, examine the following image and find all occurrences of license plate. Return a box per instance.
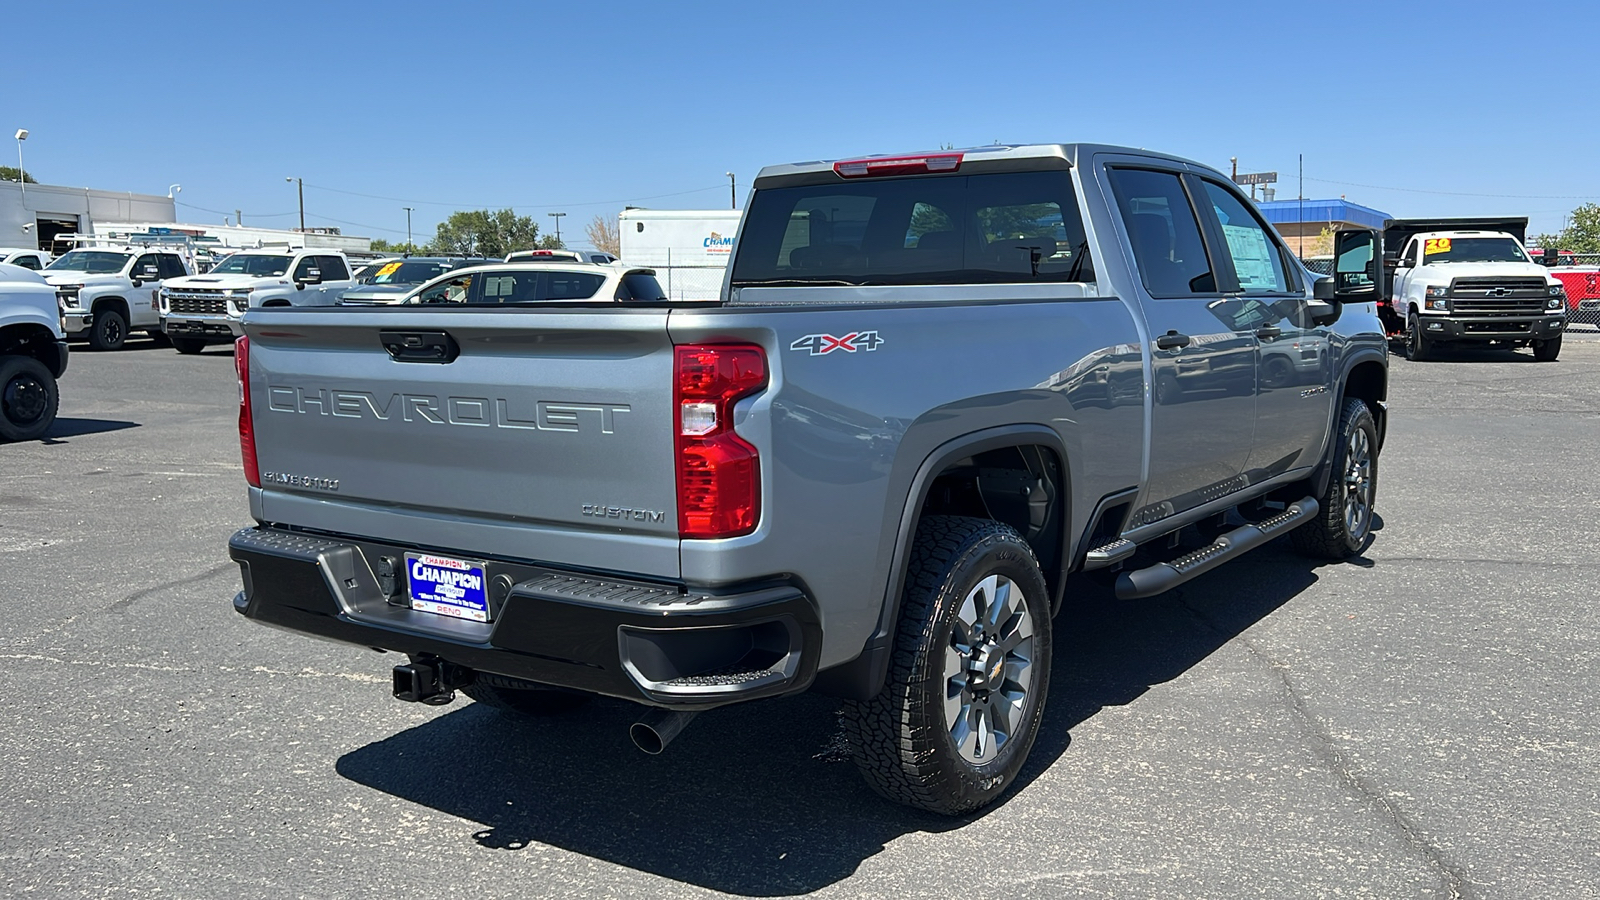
[405,553,489,622]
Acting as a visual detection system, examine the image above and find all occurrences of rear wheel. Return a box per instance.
[1533,335,1561,362]
[461,672,592,716]
[0,356,60,442]
[1405,311,1432,361]
[170,337,207,355]
[88,307,128,351]
[1292,397,1378,559]
[844,516,1051,815]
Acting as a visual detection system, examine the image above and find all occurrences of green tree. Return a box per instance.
[368,238,420,255]
[0,166,37,183]
[1557,203,1600,254]
[427,209,548,257]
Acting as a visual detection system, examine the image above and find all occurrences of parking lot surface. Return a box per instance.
[3,334,1598,899]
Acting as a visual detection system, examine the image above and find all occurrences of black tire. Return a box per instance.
[461,672,592,716]
[1291,397,1378,560]
[1405,311,1432,361]
[843,516,1052,815]
[0,355,60,443]
[170,337,207,355]
[1533,335,1561,362]
[88,307,128,351]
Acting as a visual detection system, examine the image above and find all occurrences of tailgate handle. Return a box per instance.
[379,330,459,364]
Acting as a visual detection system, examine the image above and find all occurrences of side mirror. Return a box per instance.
[1330,228,1383,305]
[299,268,322,285]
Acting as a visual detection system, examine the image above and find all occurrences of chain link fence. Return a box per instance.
[648,264,728,302]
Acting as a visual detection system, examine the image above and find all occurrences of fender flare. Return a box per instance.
[811,424,1072,701]
[1311,348,1388,497]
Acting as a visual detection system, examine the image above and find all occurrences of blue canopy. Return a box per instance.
[1256,199,1389,230]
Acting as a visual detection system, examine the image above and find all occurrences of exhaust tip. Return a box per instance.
[630,722,667,755]
[629,708,700,755]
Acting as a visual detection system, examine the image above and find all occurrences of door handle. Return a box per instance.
[1155,330,1191,350]
[1255,325,1282,340]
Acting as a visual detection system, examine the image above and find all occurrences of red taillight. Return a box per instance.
[674,343,766,538]
[236,335,260,488]
[833,152,963,178]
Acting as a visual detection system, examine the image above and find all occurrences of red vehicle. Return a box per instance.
[1548,266,1600,323]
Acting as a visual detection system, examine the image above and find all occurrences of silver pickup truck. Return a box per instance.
[227,144,1389,814]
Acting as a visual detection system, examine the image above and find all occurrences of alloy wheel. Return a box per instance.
[944,573,1036,764]
[1344,427,1372,540]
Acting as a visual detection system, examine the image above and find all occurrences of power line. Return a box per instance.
[298,181,729,210]
[175,200,297,219]
[1304,176,1598,202]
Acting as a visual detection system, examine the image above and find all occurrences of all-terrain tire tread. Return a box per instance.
[842,515,1042,815]
[1291,397,1377,560]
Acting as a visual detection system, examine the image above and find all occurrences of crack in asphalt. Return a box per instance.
[108,561,236,613]
[1176,594,1478,900]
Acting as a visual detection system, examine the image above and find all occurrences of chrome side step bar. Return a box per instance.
[1113,498,1319,600]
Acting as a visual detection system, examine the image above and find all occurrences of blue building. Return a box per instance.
[1255,198,1391,257]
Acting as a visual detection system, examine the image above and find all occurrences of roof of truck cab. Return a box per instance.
[753,143,1217,182]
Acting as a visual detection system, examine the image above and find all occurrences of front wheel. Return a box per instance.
[0,356,60,442]
[170,337,207,355]
[1292,397,1378,559]
[843,516,1051,815]
[1405,312,1433,361]
[1533,335,1561,362]
[88,307,128,351]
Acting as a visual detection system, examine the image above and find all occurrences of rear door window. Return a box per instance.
[159,254,187,279]
[1106,168,1216,297]
[1199,181,1289,294]
[318,256,350,281]
[730,170,1094,287]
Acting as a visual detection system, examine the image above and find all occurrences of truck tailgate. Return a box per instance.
[243,308,680,578]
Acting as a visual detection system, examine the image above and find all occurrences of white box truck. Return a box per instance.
[618,209,742,301]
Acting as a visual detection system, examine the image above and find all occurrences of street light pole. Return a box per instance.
[15,129,29,206]
[548,211,566,245]
[726,172,736,209]
[285,176,304,232]
[403,206,414,251]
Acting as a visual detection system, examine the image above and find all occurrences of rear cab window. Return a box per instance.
[1105,167,1216,297]
[730,171,1095,288]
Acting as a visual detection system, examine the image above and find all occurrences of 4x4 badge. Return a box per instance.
[789,331,884,356]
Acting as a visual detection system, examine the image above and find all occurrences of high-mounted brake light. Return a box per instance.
[236,335,260,488]
[833,153,963,178]
[674,344,766,538]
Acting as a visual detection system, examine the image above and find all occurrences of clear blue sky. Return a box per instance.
[9,0,1596,246]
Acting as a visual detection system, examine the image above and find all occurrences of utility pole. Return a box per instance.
[285,176,304,232]
[1299,154,1304,260]
[548,211,566,244]
[403,206,414,250]
[726,172,736,209]
[1230,157,1237,182]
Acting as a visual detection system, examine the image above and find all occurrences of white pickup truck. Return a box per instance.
[0,262,67,441]
[43,246,192,350]
[160,249,356,354]
[1379,217,1568,361]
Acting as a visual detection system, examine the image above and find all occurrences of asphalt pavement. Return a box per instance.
[2,331,1598,899]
